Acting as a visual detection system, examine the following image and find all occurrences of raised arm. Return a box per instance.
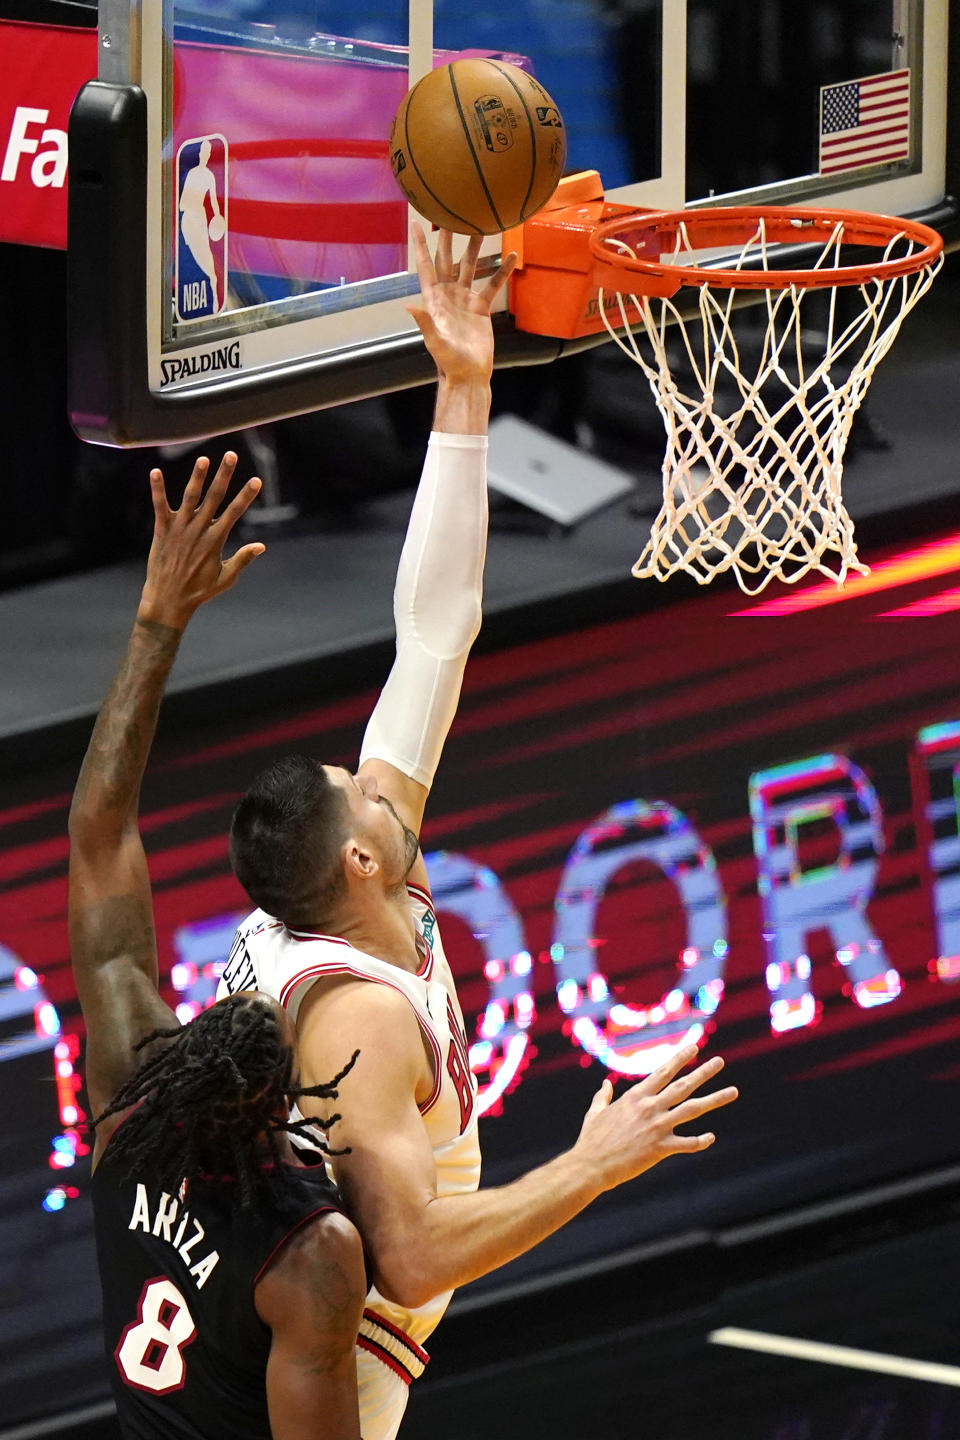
[357,228,516,843]
[69,454,263,1137]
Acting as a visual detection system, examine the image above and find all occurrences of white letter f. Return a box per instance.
[2,107,49,182]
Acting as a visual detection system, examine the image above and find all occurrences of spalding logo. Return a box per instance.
[160,340,242,388]
[391,148,407,175]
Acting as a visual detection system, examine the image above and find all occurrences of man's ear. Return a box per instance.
[343,836,378,881]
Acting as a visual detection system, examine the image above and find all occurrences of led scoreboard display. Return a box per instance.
[4,534,960,1424]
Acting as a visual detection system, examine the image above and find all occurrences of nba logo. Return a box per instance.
[175,134,228,323]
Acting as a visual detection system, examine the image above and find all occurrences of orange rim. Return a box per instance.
[588,205,943,291]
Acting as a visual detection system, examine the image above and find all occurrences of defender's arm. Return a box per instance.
[69,613,184,1128]
[256,1209,365,1440]
[69,454,263,1134]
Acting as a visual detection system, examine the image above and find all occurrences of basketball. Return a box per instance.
[389,59,566,235]
[208,215,225,243]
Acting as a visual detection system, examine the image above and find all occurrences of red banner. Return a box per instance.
[0,19,96,249]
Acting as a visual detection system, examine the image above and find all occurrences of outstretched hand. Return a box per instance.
[407,225,518,385]
[573,1044,738,1194]
[138,452,265,630]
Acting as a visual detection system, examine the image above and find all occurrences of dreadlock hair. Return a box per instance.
[92,993,359,1210]
[229,754,350,928]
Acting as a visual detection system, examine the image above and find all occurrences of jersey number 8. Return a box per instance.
[116,1277,197,1393]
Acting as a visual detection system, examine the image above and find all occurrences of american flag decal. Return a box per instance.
[819,69,911,176]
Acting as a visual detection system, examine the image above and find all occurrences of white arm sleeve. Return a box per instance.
[358,431,488,789]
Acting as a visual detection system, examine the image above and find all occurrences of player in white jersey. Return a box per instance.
[223,225,739,1440]
[220,881,478,1430]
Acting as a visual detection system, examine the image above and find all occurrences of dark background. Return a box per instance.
[5,542,960,1427]
[2,0,960,1435]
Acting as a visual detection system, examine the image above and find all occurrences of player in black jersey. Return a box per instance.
[69,455,365,1440]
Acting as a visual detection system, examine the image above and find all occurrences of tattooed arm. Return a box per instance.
[256,1210,365,1440]
[68,454,264,1154]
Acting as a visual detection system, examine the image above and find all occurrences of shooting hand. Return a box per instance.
[406,224,517,385]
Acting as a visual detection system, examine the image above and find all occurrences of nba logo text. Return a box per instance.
[175,134,228,323]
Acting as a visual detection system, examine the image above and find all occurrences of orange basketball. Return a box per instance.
[389,58,566,235]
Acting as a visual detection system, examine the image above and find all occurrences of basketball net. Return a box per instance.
[596,215,942,594]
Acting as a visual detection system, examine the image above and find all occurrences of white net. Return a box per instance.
[599,216,942,594]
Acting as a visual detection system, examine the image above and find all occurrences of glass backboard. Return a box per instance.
[67,0,954,446]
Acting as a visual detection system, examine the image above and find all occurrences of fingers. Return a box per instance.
[668,1085,739,1130]
[663,1055,726,1109]
[435,227,454,281]
[179,455,210,517]
[413,227,486,288]
[196,451,238,521]
[667,1131,716,1154]
[482,249,518,304]
[457,234,484,288]
[645,1041,701,1095]
[405,301,438,348]
[165,454,258,535]
[586,1078,614,1116]
[410,227,510,318]
[149,469,170,531]
[211,475,263,537]
[217,540,266,591]
[409,222,434,292]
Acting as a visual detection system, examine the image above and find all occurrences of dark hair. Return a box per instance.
[229,755,350,927]
[92,993,358,1209]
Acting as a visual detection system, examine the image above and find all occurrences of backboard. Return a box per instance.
[68,0,956,446]
[623,0,952,220]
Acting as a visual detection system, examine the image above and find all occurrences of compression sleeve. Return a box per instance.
[358,431,488,789]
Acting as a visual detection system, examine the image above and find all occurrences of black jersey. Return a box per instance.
[92,1133,344,1440]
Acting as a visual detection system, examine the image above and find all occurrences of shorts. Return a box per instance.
[356,1345,411,1440]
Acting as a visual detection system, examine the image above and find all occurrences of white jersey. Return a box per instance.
[217,882,480,1436]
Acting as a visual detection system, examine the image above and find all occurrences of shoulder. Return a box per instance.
[255,1209,365,1342]
[298,967,423,1035]
[298,973,425,1072]
[296,973,433,1114]
[267,1208,363,1279]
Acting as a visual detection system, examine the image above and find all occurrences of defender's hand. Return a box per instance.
[138,453,265,630]
[573,1045,738,1194]
[406,225,518,385]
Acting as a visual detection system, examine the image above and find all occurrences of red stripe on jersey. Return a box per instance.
[288,911,434,977]
[415,932,434,982]
[407,885,437,980]
[286,930,352,947]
